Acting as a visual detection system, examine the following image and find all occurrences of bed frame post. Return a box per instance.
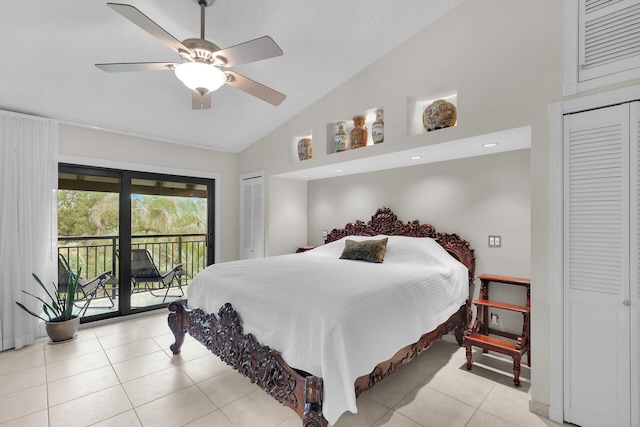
[303,376,327,427]
[456,298,472,345]
[168,299,187,354]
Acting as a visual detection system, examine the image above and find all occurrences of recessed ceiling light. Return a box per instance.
[335,169,344,172]
[301,175,308,178]
[410,155,422,160]
[483,143,498,148]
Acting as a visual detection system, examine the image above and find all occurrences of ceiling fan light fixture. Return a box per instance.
[175,62,225,94]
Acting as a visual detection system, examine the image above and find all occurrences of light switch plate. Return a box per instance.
[488,235,502,247]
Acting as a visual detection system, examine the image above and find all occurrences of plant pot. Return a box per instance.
[46,317,80,343]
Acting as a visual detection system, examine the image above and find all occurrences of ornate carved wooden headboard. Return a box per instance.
[324,207,476,283]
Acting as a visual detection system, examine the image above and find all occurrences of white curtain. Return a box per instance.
[0,110,58,350]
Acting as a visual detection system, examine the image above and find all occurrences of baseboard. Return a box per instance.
[78,307,166,329]
[529,399,549,418]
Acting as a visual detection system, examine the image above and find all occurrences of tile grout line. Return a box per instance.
[108,322,159,427]
[107,319,222,426]
[462,381,495,427]
[0,337,49,425]
[94,321,145,426]
[191,376,240,427]
[89,328,138,425]
[43,337,52,427]
[418,364,497,426]
[384,373,437,427]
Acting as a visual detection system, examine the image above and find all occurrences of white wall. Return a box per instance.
[267,177,308,255]
[307,150,531,275]
[239,0,564,411]
[58,124,240,263]
[308,149,531,335]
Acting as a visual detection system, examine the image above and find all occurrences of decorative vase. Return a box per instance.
[372,109,384,144]
[297,138,312,160]
[422,99,457,132]
[350,116,368,149]
[334,121,348,152]
[46,317,80,343]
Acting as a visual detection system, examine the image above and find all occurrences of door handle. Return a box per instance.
[623,300,631,306]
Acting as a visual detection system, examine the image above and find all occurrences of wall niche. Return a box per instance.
[407,93,457,137]
[325,107,384,155]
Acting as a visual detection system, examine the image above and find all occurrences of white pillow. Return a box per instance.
[383,235,453,266]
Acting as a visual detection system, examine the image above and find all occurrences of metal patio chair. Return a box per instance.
[58,253,115,311]
[130,249,186,303]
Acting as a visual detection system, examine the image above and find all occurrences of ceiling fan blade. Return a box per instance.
[215,36,283,67]
[225,71,286,106]
[96,62,177,72]
[107,3,193,57]
[192,91,212,110]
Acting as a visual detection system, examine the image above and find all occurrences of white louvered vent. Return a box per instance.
[568,122,624,294]
[580,0,640,82]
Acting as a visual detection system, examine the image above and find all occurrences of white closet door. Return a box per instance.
[578,0,640,82]
[563,103,631,427]
[631,101,640,426]
[240,174,264,259]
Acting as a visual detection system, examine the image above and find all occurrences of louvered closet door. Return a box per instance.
[564,103,631,427]
[240,174,264,259]
[579,0,640,82]
[631,101,640,426]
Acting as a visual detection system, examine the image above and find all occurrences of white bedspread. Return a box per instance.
[187,235,468,424]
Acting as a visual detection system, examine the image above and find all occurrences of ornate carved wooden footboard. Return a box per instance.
[168,299,469,427]
[169,301,325,426]
[167,208,475,426]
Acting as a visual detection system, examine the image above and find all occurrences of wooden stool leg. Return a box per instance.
[465,345,473,370]
[512,355,521,387]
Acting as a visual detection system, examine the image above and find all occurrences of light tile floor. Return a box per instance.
[0,312,565,427]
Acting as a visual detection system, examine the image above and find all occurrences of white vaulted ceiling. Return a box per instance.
[0,0,461,153]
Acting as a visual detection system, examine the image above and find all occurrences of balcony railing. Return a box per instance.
[58,233,207,299]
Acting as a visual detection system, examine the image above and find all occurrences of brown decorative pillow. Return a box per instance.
[339,238,388,263]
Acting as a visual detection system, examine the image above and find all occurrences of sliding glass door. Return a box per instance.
[128,173,212,310]
[58,166,121,317]
[58,165,215,321]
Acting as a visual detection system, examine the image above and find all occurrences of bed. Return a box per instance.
[167,207,475,426]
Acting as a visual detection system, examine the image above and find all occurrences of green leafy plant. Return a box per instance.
[15,267,93,322]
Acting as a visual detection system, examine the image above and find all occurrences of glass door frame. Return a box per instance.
[121,170,215,314]
[58,164,215,322]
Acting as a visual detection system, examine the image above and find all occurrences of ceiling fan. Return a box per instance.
[96,0,286,110]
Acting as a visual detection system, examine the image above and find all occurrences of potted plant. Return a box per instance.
[15,267,93,342]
